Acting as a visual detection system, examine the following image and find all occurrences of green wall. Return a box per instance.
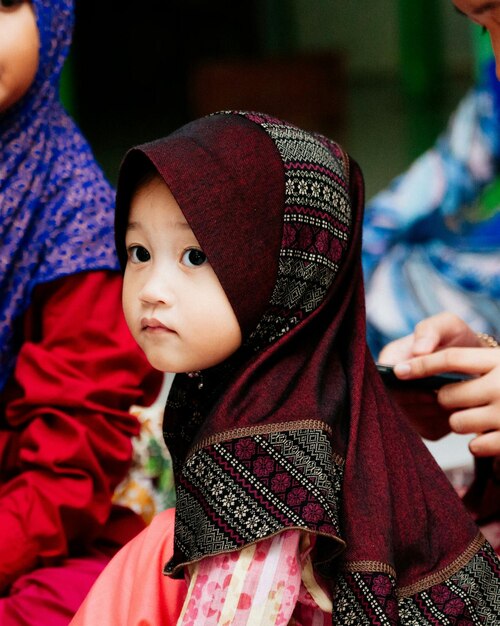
[292,0,472,79]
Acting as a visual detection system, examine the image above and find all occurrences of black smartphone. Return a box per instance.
[376,363,472,390]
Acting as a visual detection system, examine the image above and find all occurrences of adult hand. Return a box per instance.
[379,312,481,364]
[378,313,500,455]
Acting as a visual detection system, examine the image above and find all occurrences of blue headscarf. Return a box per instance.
[0,0,118,391]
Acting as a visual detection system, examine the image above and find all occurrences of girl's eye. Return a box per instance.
[182,248,207,268]
[128,245,151,263]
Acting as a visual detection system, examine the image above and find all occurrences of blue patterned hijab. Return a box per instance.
[0,0,118,391]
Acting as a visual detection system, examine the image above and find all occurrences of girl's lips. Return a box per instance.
[141,318,174,332]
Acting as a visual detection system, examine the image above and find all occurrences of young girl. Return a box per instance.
[73,111,500,624]
[0,1,172,623]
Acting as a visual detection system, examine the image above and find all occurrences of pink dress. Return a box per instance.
[72,509,331,625]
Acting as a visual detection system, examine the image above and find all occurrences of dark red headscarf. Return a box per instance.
[116,112,500,624]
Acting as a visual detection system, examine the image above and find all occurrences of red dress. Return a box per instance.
[0,270,162,625]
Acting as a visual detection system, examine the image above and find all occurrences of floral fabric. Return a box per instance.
[177,531,330,626]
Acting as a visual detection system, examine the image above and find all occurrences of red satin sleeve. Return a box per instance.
[0,271,162,593]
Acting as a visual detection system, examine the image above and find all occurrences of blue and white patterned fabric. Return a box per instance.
[363,58,500,356]
[0,0,118,391]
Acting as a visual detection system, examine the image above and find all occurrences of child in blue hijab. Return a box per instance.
[0,1,160,623]
[0,0,118,383]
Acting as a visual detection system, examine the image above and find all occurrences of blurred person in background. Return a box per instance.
[377,0,500,555]
[0,1,163,623]
[363,42,500,358]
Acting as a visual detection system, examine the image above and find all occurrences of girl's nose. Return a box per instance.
[138,270,172,306]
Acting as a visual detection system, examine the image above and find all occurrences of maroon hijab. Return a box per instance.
[116,112,499,623]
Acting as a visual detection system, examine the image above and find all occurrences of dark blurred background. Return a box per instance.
[64,0,475,196]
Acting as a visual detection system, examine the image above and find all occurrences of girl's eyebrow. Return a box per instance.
[126,220,191,230]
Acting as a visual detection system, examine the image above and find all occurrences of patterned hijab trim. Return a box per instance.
[245,112,351,350]
[0,0,118,391]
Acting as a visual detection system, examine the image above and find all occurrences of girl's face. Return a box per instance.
[122,175,242,374]
[0,0,39,113]
[453,0,500,77]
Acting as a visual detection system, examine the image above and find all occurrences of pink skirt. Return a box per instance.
[70,508,185,625]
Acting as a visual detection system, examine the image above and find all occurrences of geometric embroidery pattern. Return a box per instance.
[235,112,352,349]
[164,427,344,574]
[332,542,500,625]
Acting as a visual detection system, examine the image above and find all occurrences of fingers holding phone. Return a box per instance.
[378,347,500,456]
[376,363,471,390]
[378,312,481,365]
